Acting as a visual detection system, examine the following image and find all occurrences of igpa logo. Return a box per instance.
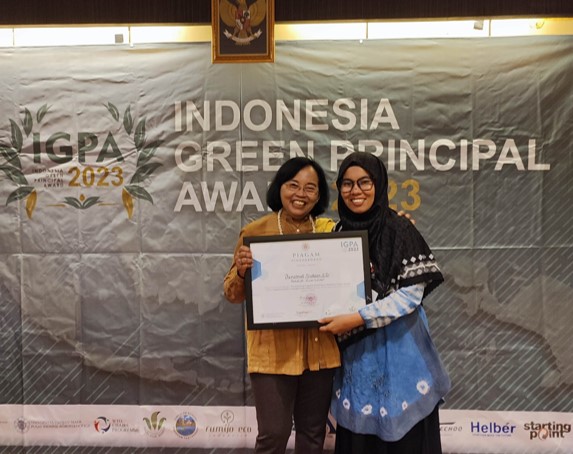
[340,239,359,252]
[0,103,161,220]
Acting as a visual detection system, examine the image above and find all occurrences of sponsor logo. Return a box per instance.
[13,417,30,433]
[13,417,89,431]
[205,410,253,437]
[174,412,198,439]
[470,420,516,437]
[109,418,138,434]
[143,411,167,438]
[94,416,111,433]
[440,421,463,435]
[221,410,234,425]
[524,421,571,440]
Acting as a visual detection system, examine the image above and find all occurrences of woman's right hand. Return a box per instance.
[319,313,364,335]
[234,245,253,278]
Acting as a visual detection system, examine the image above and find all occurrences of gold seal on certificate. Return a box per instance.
[244,231,372,330]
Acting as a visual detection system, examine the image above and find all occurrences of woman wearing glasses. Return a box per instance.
[319,152,450,454]
[223,157,340,454]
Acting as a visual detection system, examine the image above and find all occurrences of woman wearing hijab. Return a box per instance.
[319,152,451,454]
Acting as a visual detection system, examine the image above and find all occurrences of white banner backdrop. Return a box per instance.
[0,36,572,453]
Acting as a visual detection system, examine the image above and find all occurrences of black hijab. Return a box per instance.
[335,152,443,347]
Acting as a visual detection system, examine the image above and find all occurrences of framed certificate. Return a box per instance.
[243,231,371,330]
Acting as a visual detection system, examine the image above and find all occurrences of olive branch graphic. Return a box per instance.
[0,105,50,219]
[1,104,161,220]
[105,102,162,219]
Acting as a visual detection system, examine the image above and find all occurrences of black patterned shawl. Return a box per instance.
[335,152,443,348]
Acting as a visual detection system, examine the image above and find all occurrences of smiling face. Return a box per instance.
[340,166,375,214]
[279,165,320,221]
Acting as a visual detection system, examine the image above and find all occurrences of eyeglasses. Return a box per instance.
[283,181,319,197]
[340,177,374,193]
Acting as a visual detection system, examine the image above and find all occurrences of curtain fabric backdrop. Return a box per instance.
[0,36,572,453]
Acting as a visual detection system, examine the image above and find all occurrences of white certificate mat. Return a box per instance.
[244,231,371,330]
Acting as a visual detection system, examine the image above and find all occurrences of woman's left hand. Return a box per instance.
[397,210,416,225]
[318,313,364,335]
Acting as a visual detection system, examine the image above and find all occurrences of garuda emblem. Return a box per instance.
[219,0,267,45]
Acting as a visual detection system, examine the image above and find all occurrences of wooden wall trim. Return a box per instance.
[1,0,572,26]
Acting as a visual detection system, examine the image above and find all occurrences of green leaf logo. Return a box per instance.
[134,118,146,151]
[137,140,162,167]
[37,104,50,123]
[10,119,23,151]
[1,107,47,218]
[125,184,153,203]
[62,196,101,210]
[23,108,33,137]
[6,186,34,205]
[130,162,162,185]
[105,102,120,122]
[0,164,27,185]
[123,106,133,135]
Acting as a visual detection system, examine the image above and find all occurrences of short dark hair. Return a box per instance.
[266,157,329,216]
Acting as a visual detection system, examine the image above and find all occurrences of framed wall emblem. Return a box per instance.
[212,0,275,63]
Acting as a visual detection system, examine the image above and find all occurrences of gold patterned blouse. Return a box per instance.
[223,212,341,375]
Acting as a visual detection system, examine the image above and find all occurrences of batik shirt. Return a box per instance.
[331,283,451,441]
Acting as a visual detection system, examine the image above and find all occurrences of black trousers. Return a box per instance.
[250,368,336,454]
[334,404,443,454]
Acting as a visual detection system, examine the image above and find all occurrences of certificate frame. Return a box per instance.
[243,230,371,330]
[212,0,275,63]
